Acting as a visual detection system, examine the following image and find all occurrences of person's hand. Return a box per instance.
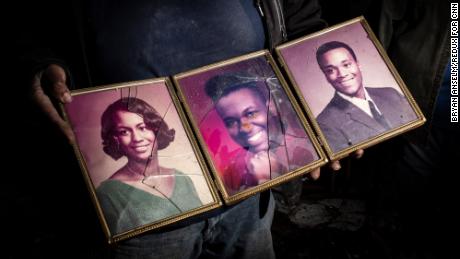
[329,149,364,171]
[31,64,75,143]
[308,167,321,180]
[246,151,272,183]
[246,150,286,183]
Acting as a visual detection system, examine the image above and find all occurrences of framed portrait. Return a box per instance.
[62,78,221,243]
[276,16,426,160]
[173,50,327,204]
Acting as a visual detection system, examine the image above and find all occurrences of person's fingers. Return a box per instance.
[31,71,75,143]
[330,160,341,171]
[44,64,72,103]
[309,168,320,180]
[354,149,364,159]
[329,149,363,171]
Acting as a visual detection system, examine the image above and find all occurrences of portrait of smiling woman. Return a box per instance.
[174,53,324,201]
[203,71,318,195]
[96,97,202,235]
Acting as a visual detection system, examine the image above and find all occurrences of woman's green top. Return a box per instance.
[96,170,202,234]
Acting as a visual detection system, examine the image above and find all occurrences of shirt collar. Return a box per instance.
[336,87,381,116]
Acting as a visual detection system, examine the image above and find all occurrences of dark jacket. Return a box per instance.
[377,0,451,145]
[13,0,326,90]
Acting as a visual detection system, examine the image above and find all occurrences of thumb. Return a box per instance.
[31,65,76,143]
[44,64,72,103]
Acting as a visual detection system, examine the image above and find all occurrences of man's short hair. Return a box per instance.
[205,72,266,103]
[316,41,358,65]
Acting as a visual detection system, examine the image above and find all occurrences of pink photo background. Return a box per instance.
[177,55,319,179]
[177,61,256,173]
[278,22,403,117]
[65,82,213,203]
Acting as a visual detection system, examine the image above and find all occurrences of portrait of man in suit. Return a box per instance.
[315,41,417,153]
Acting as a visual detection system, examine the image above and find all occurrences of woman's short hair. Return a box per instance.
[204,72,267,103]
[101,97,175,160]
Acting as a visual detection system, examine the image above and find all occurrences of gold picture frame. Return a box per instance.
[62,78,221,244]
[276,16,426,161]
[173,50,327,204]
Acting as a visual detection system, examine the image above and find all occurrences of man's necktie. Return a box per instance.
[368,100,391,130]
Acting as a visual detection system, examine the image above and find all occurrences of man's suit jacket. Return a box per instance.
[316,87,417,152]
